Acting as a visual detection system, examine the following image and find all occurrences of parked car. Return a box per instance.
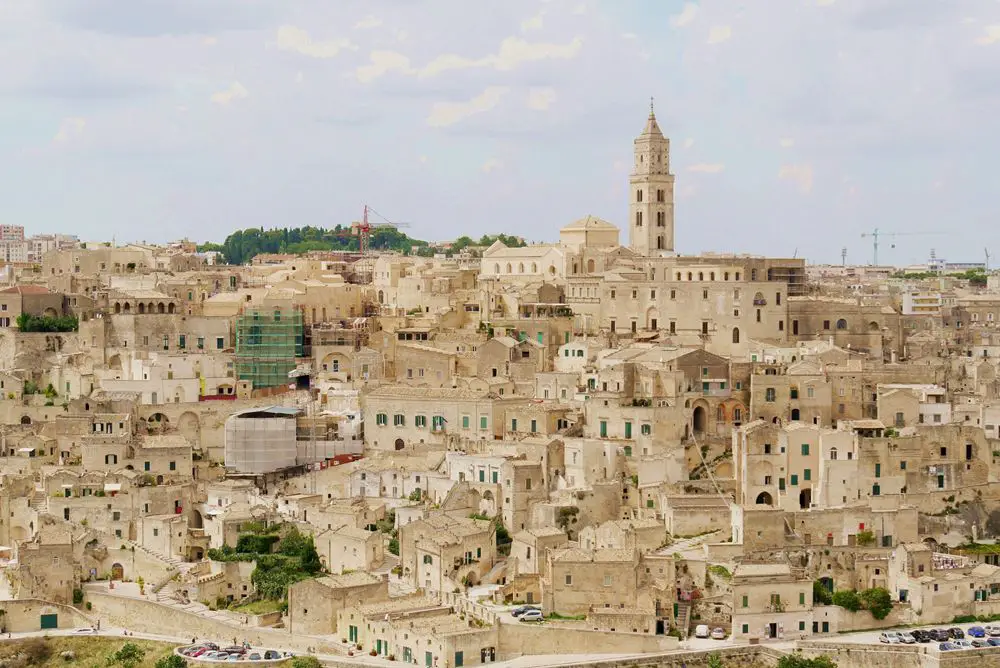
[948,627,965,639]
[226,655,242,662]
[247,653,262,661]
[988,625,1000,637]
[911,630,931,643]
[968,626,987,638]
[263,651,282,660]
[898,632,916,644]
[695,625,711,639]
[710,627,727,640]
[519,609,544,622]
[953,639,972,648]
[987,638,1000,647]
[972,639,989,648]
[930,629,952,642]
[511,605,541,617]
[939,642,958,651]
[879,632,901,644]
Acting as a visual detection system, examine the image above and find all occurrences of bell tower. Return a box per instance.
[628,98,675,256]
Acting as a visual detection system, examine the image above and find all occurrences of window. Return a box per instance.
[641,424,651,436]
[415,415,427,428]
[178,334,186,349]
[144,461,150,471]
[670,289,676,300]
[742,624,749,634]
[216,337,225,349]
[197,336,204,350]
[779,478,786,491]
[900,461,906,470]
[801,443,809,456]
[423,555,433,564]
[480,416,487,429]
[162,335,169,350]
[804,469,811,481]
[376,413,387,426]
[874,463,881,478]
[836,318,847,330]
[169,461,176,471]
[603,575,612,587]
[511,418,518,431]
[872,483,880,496]
[790,474,798,486]
[565,574,573,585]
[765,388,776,402]
[742,595,748,608]
[764,443,772,454]
[394,414,405,426]
[462,415,470,429]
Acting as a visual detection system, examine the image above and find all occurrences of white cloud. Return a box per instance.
[526,87,557,111]
[274,25,356,58]
[521,12,544,32]
[53,117,85,143]
[778,164,814,194]
[355,36,583,83]
[682,138,695,149]
[481,158,504,173]
[707,26,732,45]
[670,3,698,28]
[976,25,1000,45]
[779,138,795,148]
[687,163,725,173]
[353,15,383,30]
[355,50,414,83]
[426,86,509,127]
[211,81,249,105]
[420,36,583,78]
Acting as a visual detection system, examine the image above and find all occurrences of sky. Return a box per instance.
[1,0,999,266]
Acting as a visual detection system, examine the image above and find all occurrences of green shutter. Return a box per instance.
[804,469,811,481]
[801,443,809,456]
[624,422,632,439]
[875,463,881,478]
[790,474,798,486]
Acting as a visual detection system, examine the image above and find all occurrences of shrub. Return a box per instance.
[856,530,875,546]
[156,655,188,668]
[72,588,84,605]
[291,657,322,668]
[859,587,893,620]
[777,655,837,668]
[388,538,399,556]
[813,580,832,606]
[107,642,146,668]
[831,590,861,612]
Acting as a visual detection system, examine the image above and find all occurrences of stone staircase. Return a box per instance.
[29,489,48,512]
[675,601,692,639]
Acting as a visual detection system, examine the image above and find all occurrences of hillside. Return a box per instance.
[198,227,527,266]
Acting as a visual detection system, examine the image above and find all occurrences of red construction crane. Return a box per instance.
[352,205,410,255]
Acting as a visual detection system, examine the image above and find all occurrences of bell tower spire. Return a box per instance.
[628,100,675,256]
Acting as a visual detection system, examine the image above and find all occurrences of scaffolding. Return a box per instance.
[235,307,305,389]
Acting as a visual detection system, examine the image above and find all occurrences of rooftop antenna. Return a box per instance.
[841,247,847,267]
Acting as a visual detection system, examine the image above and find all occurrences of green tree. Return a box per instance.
[290,657,322,668]
[107,642,146,668]
[856,530,875,546]
[777,655,836,668]
[859,587,893,620]
[707,653,725,668]
[156,655,188,668]
[831,590,861,612]
[812,580,832,605]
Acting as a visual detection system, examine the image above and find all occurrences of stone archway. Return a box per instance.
[755,491,773,505]
[693,405,707,434]
[394,439,404,451]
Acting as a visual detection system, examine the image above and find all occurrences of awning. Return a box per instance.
[17,447,34,453]
[61,484,73,488]
[287,368,311,378]
[104,483,122,492]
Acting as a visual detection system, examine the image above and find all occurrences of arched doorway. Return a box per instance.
[799,488,812,509]
[693,406,706,434]
[791,408,800,421]
[394,439,404,451]
[19,416,31,425]
[190,509,204,529]
[755,491,773,505]
[645,307,659,331]
[111,563,124,581]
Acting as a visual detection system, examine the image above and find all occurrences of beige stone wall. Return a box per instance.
[0,599,93,632]
[497,622,677,657]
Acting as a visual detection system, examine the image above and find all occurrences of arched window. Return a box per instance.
[531,263,537,273]
[587,259,595,272]
[716,405,725,422]
[732,327,740,344]
[676,272,682,281]
[494,263,500,274]
[506,263,512,273]
[698,272,704,280]
[518,263,524,273]
[836,319,848,330]
[830,448,838,461]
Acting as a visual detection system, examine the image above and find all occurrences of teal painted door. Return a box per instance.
[40,613,58,629]
[455,651,464,667]
[425,652,433,667]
